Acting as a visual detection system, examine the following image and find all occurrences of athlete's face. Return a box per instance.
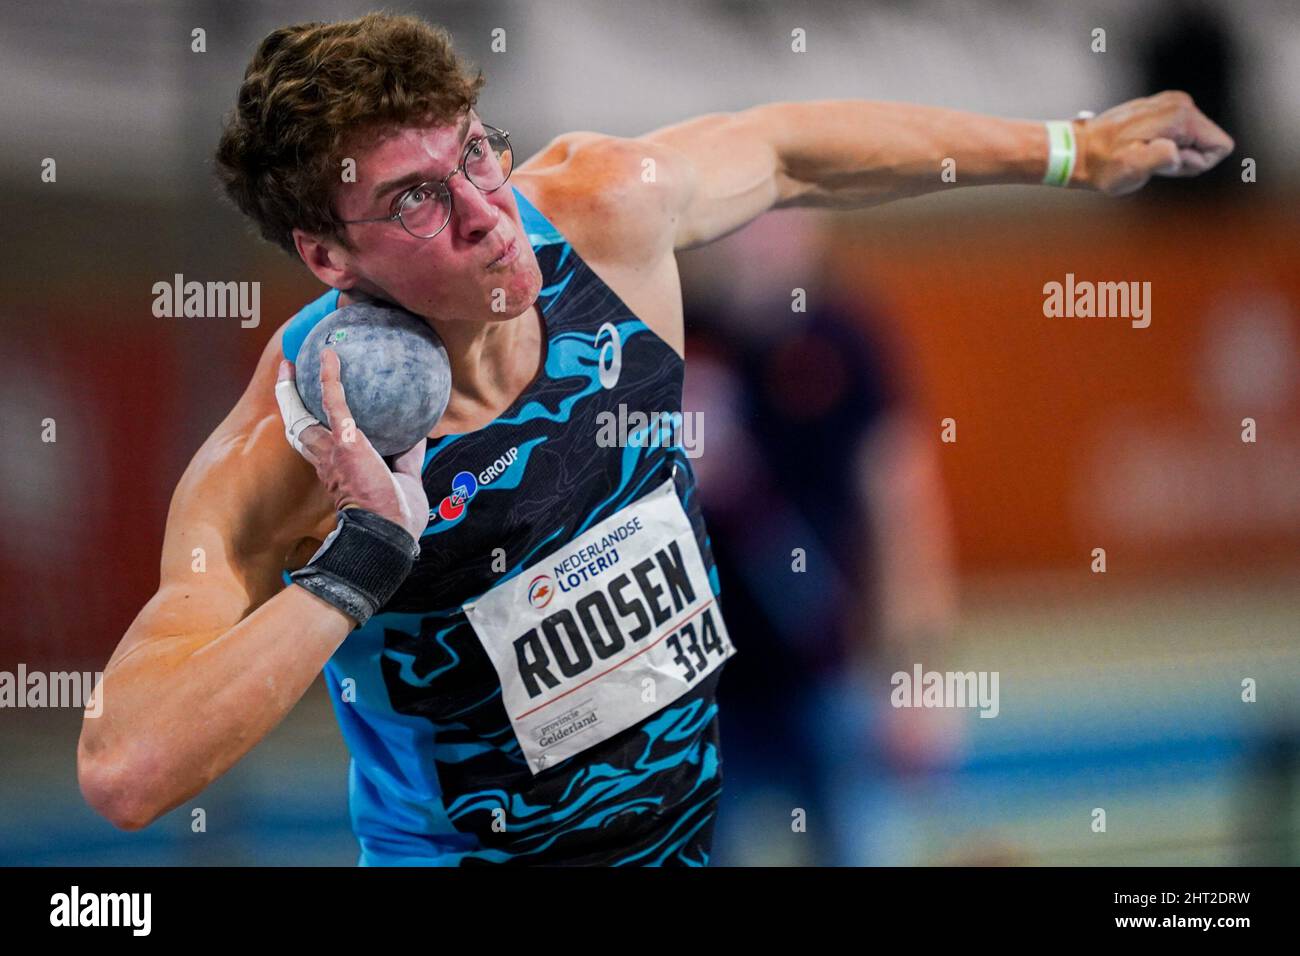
[306,110,543,323]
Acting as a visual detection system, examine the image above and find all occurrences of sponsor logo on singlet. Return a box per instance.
[431,446,519,523]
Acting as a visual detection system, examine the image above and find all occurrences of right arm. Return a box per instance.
[77,329,424,829]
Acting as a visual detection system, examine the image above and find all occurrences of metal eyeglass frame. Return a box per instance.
[332,124,513,240]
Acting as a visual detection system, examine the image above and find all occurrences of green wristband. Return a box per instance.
[1043,120,1077,187]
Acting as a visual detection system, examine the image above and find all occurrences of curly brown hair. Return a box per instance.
[215,12,485,257]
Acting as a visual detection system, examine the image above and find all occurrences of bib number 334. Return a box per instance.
[464,476,736,773]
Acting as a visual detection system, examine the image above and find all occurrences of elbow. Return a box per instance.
[77,739,165,832]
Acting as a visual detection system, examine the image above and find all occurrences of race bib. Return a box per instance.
[463,476,735,774]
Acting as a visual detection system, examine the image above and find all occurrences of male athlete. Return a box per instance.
[77,13,1233,865]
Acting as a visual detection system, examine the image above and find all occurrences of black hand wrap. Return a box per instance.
[289,508,421,627]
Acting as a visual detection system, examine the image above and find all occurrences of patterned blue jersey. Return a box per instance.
[280,186,729,865]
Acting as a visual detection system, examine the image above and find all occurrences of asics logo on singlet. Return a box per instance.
[431,446,519,522]
[596,321,622,389]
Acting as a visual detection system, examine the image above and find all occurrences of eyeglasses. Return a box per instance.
[334,124,514,240]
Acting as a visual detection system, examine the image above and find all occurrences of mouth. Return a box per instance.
[486,238,518,269]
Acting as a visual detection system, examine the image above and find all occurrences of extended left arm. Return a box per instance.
[642,91,1234,250]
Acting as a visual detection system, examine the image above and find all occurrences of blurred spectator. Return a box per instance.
[682,213,960,865]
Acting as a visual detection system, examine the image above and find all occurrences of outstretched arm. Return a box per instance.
[640,90,1234,250]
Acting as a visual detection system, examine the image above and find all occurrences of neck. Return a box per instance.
[428,307,536,407]
[337,287,541,419]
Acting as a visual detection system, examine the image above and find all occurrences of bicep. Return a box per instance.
[640,107,792,250]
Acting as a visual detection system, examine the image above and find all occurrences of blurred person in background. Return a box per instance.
[682,213,961,865]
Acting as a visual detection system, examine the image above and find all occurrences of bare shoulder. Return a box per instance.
[514,132,684,269]
[168,321,333,574]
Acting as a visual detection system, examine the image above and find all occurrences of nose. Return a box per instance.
[448,171,499,241]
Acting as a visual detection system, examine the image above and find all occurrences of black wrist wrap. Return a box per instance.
[289,508,421,627]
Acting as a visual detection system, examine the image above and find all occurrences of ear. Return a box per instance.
[293,228,359,289]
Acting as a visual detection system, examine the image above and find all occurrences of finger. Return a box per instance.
[391,437,428,480]
[1172,147,1215,176]
[296,422,333,466]
[1184,109,1235,163]
[318,348,356,437]
[274,360,323,459]
[1138,137,1182,176]
[387,470,417,534]
[1149,92,1233,163]
[275,358,330,464]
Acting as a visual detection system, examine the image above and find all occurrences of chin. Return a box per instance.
[486,264,543,318]
[486,294,537,322]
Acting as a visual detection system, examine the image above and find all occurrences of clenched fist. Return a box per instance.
[1075,89,1235,196]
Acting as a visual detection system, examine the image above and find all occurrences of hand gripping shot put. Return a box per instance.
[273,299,452,628]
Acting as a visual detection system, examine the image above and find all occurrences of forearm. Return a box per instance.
[761,99,1082,208]
[78,584,353,829]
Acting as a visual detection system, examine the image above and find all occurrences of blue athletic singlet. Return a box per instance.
[280,186,731,865]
